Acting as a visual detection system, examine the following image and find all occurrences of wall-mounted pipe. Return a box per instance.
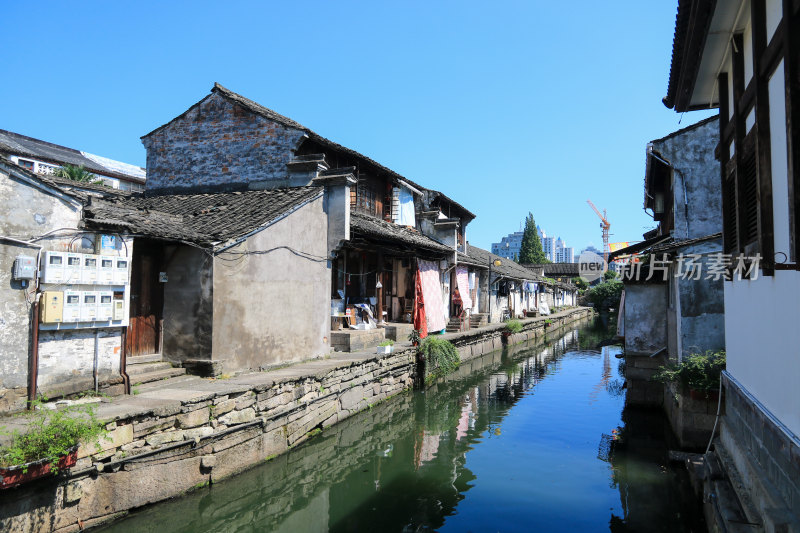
[120,328,130,395]
[93,330,100,393]
[28,298,40,409]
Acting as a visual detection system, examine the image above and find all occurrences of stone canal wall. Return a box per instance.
[432,308,594,377]
[0,307,593,532]
[0,350,416,533]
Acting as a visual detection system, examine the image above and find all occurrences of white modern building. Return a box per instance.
[0,129,146,192]
[490,231,523,259]
[662,0,800,529]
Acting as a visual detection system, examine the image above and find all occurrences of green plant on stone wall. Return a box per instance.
[652,350,726,393]
[379,339,395,347]
[0,400,108,473]
[504,318,523,333]
[419,336,460,377]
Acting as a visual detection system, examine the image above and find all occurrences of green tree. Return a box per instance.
[571,277,589,290]
[603,270,618,281]
[518,212,548,264]
[55,164,102,184]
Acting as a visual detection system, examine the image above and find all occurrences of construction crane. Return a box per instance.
[586,199,611,262]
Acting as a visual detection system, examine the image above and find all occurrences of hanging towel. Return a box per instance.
[456,266,472,311]
[413,269,428,339]
[418,259,447,332]
[397,186,416,226]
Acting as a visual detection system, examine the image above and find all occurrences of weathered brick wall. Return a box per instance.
[652,118,721,241]
[37,329,122,396]
[142,92,307,193]
[719,373,800,527]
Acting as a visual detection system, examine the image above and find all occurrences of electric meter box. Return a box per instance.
[114,258,130,285]
[80,291,98,322]
[99,256,115,284]
[42,251,67,283]
[97,291,114,321]
[65,253,83,284]
[81,255,99,285]
[40,291,64,323]
[95,234,117,254]
[113,298,125,321]
[13,255,36,281]
[63,290,82,322]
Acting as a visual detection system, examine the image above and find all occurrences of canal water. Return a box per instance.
[100,318,705,532]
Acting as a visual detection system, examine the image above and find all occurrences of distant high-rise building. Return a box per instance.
[491,231,524,259]
[494,225,576,263]
[557,246,574,263]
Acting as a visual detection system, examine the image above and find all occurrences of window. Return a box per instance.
[18,159,34,171]
[723,128,761,254]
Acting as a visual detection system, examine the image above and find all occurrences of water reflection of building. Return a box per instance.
[606,406,705,532]
[107,325,591,533]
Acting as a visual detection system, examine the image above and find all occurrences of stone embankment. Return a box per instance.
[0,307,592,532]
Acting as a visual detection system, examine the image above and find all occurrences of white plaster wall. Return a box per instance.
[765,0,781,42]
[212,195,331,371]
[726,54,735,121]
[0,168,82,398]
[769,60,791,258]
[744,20,754,86]
[724,272,800,436]
[37,329,121,389]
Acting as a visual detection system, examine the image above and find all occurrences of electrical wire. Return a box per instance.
[215,245,329,263]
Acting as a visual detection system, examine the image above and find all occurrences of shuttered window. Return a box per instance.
[723,168,738,252]
[723,127,761,255]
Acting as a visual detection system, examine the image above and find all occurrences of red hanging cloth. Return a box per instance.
[413,268,428,340]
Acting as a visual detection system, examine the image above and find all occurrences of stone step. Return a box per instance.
[136,373,199,392]
[126,362,174,376]
[127,353,163,365]
[130,367,187,386]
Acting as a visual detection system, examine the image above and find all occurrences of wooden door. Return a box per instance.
[126,240,164,356]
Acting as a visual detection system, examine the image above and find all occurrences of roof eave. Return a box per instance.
[663,0,718,112]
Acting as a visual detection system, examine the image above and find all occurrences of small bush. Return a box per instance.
[585,280,623,310]
[419,336,459,376]
[504,318,523,333]
[652,350,726,392]
[379,339,395,347]
[0,401,107,473]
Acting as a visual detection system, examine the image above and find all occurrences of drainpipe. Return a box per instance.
[28,296,40,409]
[93,330,100,393]
[120,328,130,395]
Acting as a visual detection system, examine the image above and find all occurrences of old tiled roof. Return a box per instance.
[428,189,476,220]
[459,244,541,281]
[649,232,722,253]
[522,263,580,277]
[349,212,453,254]
[0,155,84,202]
[84,186,323,247]
[0,129,146,183]
[47,176,131,198]
[662,0,717,111]
[608,235,672,261]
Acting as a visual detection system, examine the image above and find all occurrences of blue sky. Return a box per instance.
[2,1,716,252]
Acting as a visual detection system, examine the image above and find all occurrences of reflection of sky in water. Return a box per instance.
[100,319,703,533]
